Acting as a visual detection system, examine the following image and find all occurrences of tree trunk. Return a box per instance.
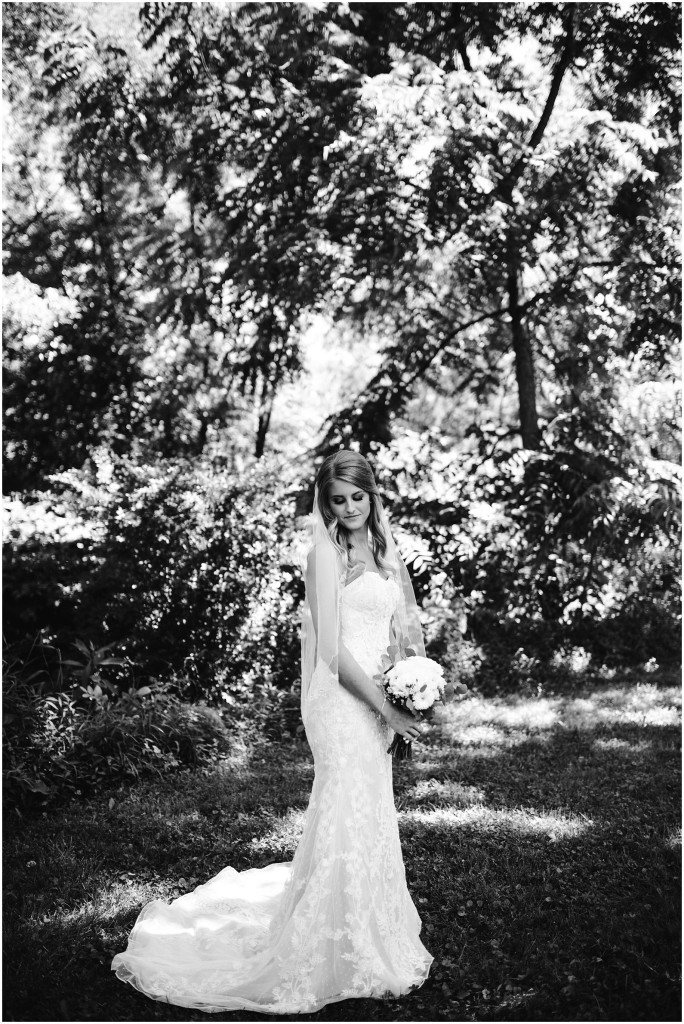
[508,260,540,450]
[255,382,273,459]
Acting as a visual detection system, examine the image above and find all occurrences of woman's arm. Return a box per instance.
[337,643,424,741]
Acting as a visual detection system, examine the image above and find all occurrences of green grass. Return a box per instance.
[3,674,681,1022]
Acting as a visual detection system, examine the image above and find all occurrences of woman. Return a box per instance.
[112,450,433,1013]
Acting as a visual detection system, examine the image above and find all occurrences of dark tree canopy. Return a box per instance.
[1,2,681,831]
[2,2,680,700]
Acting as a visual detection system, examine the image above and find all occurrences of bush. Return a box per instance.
[4,455,303,709]
[3,456,310,805]
[375,430,681,687]
[84,457,300,698]
[2,632,232,809]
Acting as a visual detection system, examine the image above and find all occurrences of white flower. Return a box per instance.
[385,655,445,711]
[387,674,412,698]
[412,685,437,710]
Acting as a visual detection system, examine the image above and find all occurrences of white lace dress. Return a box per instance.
[111,572,433,1014]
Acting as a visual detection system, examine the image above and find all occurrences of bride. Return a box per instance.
[112,450,434,1014]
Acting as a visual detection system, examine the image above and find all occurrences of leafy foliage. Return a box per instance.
[2,631,230,808]
[5,456,302,697]
[2,2,680,799]
[4,2,680,471]
[374,405,680,675]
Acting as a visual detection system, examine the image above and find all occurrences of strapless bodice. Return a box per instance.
[340,572,400,675]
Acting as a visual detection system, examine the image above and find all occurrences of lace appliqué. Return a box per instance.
[112,572,432,1014]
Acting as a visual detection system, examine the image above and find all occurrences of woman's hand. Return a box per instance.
[381,701,426,741]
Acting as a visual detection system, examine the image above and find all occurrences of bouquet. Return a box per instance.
[375,637,468,760]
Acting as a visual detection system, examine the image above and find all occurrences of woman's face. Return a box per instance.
[327,478,370,534]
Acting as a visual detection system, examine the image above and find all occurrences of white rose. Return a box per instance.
[398,656,443,685]
[414,656,445,678]
[387,675,410,698]
[391,661,416,681]
[386,656,445,709]
[412,686,434,710]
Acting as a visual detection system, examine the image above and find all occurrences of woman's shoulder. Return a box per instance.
[306,541,345,577]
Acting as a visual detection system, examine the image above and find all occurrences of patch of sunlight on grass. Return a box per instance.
[641,706,681,726]
[446,720,542,748]
[593,737,653,752]
[439,683,681,747]
[247,809,305,857]
[664,827,681,850]
[442,744,503,759]
[37,880,159,926]
[451,724,511,746]
[563,690,681,729]
[450,695,560,731]
[412,758,445,772]
[216,743,257,774]
[400,805,593,840]
[409,779,486,807]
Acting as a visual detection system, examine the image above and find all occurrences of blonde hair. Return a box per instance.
[315,451,393,576]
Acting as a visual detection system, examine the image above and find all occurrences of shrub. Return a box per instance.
[2,633,232,809]
[375,429,681,687]
[5,455,303,709]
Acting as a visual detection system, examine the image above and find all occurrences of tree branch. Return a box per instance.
[322,303,515,444]
[508,3,578,185]
[527,5,577,151]
[455,36,472,73]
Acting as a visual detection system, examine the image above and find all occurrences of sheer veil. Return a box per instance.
[110,473,434,1013]
[300,485,425,723]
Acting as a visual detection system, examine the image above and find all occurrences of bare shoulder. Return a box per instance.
[306,543,342,581]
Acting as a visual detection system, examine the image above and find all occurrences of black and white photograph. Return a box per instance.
[3,1,681,1021]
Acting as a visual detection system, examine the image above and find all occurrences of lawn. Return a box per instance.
[3,673,681,1022]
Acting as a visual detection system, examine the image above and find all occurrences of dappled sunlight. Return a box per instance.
[163,809,204,829]
[442,721,554,749]
[3,495,97,545]
[664,827,681,850]
[26,878,161,928]
[408,778,486,808]
[5,678,679,1024]
[562,686,681,730]
[592,737,653,753]
[215,742,261,775]
[428,743,503,760]
[411,758,447,773]
[449,723,516,747]
[446,695,560,731]
[400,805,593,841]
[433,683,681,756]
[438,695,557,750]
[247,809,306,857]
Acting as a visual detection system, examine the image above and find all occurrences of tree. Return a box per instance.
[312,1,681,454]
[2,1,680,717]
[4,2,680,474]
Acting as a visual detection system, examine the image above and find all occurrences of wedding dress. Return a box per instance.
[111,570,433,1014]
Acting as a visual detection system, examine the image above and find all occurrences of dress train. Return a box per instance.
[112,572,432,1013]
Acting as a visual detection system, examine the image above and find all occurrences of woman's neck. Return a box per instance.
[347,530,372,556]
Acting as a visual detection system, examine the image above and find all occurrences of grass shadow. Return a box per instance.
[3,677,681,1022]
